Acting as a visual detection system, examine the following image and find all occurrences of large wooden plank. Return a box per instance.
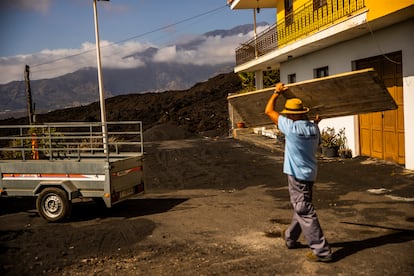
[227,68,397,127]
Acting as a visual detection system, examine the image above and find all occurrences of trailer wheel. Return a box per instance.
[36,187,71,222]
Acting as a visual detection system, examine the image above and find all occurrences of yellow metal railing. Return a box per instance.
[235,0,365,66]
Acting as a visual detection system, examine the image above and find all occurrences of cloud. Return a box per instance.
[153,46,177,63]
[172,29,260,66]
[1,0,52,14]
[101,2,129,14]
[174,35,238,65]
[0,41,149,84]
[0,29,259,84]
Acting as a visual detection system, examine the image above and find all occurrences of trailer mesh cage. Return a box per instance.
[0,121,143,161]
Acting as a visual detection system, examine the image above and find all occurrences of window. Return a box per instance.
[313,0,327,10]
[284,0,294,25]
[314,66,329,78]
[288,74,296,84]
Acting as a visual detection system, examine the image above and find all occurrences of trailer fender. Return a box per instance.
[34,181,81,200]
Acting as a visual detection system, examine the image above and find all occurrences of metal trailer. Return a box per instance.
[0,121,144,222]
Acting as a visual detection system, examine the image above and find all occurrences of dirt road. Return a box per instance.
[1,137,413,275]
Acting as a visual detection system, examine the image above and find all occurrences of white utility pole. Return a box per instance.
[93,0,109,154]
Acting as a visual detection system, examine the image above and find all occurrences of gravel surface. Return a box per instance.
[1,137,413,275]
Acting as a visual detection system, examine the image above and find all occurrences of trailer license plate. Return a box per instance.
[119,187,134,198]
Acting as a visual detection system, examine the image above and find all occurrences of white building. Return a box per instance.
[227,0,414,170]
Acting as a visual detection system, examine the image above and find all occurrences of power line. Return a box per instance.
[32,5,228,69]
[366,21,401,65]
[113,5,227,45]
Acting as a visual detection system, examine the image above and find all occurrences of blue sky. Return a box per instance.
[0,0,275,84]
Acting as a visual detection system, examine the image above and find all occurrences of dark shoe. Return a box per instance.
[306,252,333,262]
[281,228,301,249]
[287,241,302,249]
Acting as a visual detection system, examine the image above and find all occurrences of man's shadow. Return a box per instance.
[331,222,414,262]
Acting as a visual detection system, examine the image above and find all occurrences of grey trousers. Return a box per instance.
[285,175,332,257]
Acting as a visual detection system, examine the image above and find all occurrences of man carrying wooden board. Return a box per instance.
[265,83,333,262]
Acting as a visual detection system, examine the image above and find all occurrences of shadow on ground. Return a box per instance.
[70,197,189,221]
[331,222,414,262]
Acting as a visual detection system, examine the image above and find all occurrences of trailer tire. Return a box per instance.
[36,187,71,222]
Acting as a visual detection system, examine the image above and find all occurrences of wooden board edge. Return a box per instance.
[227,68,376,100]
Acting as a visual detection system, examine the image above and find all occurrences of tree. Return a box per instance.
[238,72,255,92]
[263,70,280,88]
[238,70,280,92]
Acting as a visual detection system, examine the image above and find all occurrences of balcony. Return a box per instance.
[235,0,366,66]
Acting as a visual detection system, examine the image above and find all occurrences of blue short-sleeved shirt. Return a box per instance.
[278,115,321,182]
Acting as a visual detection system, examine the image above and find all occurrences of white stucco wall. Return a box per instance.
[279,19,414,169]
[403,75,414,170]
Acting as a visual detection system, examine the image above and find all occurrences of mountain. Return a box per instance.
[203,21,269,37]
[0,23,266,119]
[0,61,233,118]
[1,71,243,139]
